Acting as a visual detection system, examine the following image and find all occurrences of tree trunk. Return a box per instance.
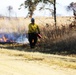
[54,0,56,27]
[73,9,76,25]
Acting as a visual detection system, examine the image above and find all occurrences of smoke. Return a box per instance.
[16,34,29,44]
[0,18,30,44]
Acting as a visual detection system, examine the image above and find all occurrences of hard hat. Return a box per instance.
[31,18,35,22]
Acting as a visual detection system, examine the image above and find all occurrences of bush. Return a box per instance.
[38,25,76,55]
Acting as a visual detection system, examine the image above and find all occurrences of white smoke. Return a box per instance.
[16,34,29,44]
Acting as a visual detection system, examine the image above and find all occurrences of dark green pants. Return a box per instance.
[28,33,37,48]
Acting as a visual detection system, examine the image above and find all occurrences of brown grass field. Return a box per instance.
[0,16,76,75]
[0,16,76,56]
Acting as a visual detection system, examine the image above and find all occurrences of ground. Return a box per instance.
[0,48,76,75]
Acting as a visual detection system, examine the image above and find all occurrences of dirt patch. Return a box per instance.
[0,52,76,75]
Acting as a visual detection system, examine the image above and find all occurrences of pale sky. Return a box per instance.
[0,0,76,17]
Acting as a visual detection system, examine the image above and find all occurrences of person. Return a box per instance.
[28,18,40,48]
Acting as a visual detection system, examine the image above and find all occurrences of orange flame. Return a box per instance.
[2,35,8,42]
[0,35,8,42]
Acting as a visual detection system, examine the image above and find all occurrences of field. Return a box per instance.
[0,16,74,33]
[0,16,76,75]
[0,16,76,55]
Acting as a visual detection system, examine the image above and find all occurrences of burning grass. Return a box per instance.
[0,16,76,56]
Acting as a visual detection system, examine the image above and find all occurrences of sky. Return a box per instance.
[0,0,76,17]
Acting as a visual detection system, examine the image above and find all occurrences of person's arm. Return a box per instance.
[37,26,42,38]
[37,26,40,34]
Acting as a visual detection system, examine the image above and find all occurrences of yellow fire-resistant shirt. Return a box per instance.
[28,23,40,34]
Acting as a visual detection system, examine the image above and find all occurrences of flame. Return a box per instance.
[0,33,28,43]
[0,38,3,41]
[0,35,8,42]
[2,35,8,42]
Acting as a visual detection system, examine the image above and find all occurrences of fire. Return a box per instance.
[0,33,28,43]
[2,35,8,42]
[0,38,3,41]
[0,35,8,42]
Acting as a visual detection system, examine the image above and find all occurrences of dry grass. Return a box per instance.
[0,16,74,32]
[0,16,76,64]
[0,16,76,54]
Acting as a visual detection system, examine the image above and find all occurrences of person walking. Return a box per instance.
[28,18,41,48]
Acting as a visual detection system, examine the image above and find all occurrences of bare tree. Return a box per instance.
[19,0,54,18]
[54,0,56,27]
[7,5,13,19]
[67,2,76,25]
[39,0,56,27]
